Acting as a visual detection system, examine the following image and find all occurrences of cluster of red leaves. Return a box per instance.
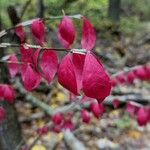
[111,98,150,126]
[7,16,111,102]
[111,65,150,87]
[37,102,105,134]
[126,101,150,126]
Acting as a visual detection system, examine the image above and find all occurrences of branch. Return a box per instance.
[0,43,87,54]
[63,130,86,150]
[111,64,149,78]
[15,79,53,116]
[0,14,82,38]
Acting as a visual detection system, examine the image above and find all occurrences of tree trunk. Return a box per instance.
[36,0,44,18]
[108,0,121,22]
[0,11,22,150]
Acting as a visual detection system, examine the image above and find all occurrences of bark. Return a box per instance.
[36,0,44,18]
[0,10,22,150]
[108,0,121,21]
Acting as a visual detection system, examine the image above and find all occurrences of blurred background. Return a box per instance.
[0,0,150,150]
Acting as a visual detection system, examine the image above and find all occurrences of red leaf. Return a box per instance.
[58,53,78,95]
[136,107,149,126]
[0,107,5,122]
[21,64,41,91]
[52,125,62,133]
[3,85,15,103]
[127,71,136,84]
[99,103,105,114]
[63,120,74,131]
[145,65,150,80]
[90,102,101,119]
[126,101,138,116]
[40,50,58,84]
[33,49,41,70]
[57,16,75,49]
[82,53,111,101]
[0,85,4,100]
[81,109,90,123]
[37,126,49,135]
[31,19,45,45]
[7,54,19,78]
[72,53,85,92]
[15,25,25,43]
[116,72,126,84]
[52,113,63,125]
[81,17,96,51]
[111,78,117,87]
[134,66,147,81]
[0,84,15,103]
[20,46,34,64]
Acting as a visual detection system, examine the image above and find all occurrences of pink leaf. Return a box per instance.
[31,19,45,45]
[134,66,147,81]
[111,78,118,87]
[57,16,76,49]
[99,103,105,114]
[72,53,85,92]
[3,85,15,103]
[136,107,149,126]
[21,64,41,91]
[0,85,4,100]
[90,102,101,119]
[20,46,34,64]
[7,54,19,78]
[126,101,138,116]
[58,53,78,95]
[82,53,111,101]
[15,25,25,43]
[0,107,5,123]
[81,109,90,123]
[145,65,150,80]
[81,17,96,51]
[116,72,126,84]
[63,119,74,131]
[127,71,136,84]
[40,50,58,84]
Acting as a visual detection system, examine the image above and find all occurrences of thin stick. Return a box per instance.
[0,42,87,54]
[0,14,82,38]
